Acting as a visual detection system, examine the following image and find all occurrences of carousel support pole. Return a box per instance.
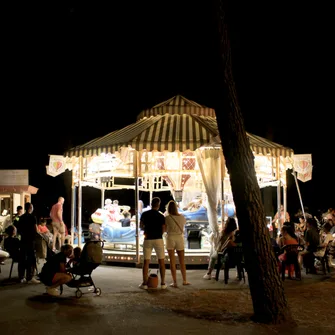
[282,159,288,223]
[292,170,306,220]
[77,156,84,248]
[134,150,140,265]
[101,187,105,209]
[70,180,76,245]
[276,157,281,234]
[283,185,287,222]
[9,193,14,223]
[220,153,226,225]
[77,180,83,248]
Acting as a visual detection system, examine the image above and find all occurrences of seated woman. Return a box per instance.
[314,221,334,258]
[39,244,73,297]
[203,217,237,279]
[300,217,320,273]
[296,216,307,237]
[4,225,20,262]
[37,220,53,247]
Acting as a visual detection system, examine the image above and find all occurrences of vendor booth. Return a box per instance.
[47,95,294,265]
[0,170,38,233]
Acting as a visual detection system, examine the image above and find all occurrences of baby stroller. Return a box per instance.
[64,240,104,298]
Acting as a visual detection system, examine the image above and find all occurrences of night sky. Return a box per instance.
[2,3,333,219]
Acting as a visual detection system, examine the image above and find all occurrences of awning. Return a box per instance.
[64,95,294,158]
[0,185,39,194]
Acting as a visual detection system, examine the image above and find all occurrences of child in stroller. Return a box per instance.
[65,240,104,298]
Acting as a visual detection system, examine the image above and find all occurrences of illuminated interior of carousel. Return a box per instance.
[47,95,294,265]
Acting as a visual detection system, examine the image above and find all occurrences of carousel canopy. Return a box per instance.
[65,95,293,158]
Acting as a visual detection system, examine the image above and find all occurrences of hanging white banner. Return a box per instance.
[293,154,312,174]
[47,155,66,177]
[297,166,313,182]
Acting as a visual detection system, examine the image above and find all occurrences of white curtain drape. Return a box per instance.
[195,148,221,240]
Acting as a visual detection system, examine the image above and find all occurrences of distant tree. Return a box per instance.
[212,0,295,324]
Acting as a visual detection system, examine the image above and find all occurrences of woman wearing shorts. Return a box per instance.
[164,200,190,287]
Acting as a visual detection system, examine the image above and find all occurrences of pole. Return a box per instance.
[276,157,281,234]
[77,180,82,248]
[292,170,306,220]
[70,184,76,245]
[77,156,83,248]
[134,150,140,264]
[101,188,105,209]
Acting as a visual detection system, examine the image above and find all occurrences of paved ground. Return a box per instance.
[0,259,333,335]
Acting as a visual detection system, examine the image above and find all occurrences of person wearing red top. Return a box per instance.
[50,197,66,251]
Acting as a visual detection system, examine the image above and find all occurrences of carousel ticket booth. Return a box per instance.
[0,170,38,233]
[47,95,294,265]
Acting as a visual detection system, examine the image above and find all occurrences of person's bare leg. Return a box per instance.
[158,258,166,286]
[168,249,177,287]
[49,273,72,289]
[56,233,62,250]
[177,250,190,285]
[142,259,150,285]
[60,232,65,248]
[52,227,59,250]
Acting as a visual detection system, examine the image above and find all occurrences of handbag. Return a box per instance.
[147,269,159,289]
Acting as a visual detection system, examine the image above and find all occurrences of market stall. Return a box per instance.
[47,95,294,265]
[0,170,38,231]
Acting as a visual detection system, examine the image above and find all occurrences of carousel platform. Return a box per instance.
[102,245,210,265]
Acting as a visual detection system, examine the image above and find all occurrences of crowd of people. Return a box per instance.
[1,196,335,295]
[0,197,71,285]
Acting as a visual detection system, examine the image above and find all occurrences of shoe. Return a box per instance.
[161,283,167,290]
[20,278,27,283]
[203,273,211,280]
[27,278,41,284]
[46,287,60,297]
[139,283,148,290]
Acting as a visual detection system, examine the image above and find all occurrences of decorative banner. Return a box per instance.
[293,154,312,174]
[47,155,66,177]
[297,167,313,182]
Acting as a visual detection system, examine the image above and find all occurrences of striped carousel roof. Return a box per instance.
[64,95,294,158]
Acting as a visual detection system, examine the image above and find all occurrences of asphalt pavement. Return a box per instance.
[0,259,332,335]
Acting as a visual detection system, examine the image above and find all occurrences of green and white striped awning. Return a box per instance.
[64,95,294,158]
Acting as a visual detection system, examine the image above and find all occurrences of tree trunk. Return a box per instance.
[212,0,295,324]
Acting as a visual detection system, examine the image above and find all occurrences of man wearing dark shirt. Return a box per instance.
[139,197,166,290]
[301,217,320,273]
[17,202,40,283]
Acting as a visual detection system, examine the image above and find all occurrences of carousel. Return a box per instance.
[47,95,294,265]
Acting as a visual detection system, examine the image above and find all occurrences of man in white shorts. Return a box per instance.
[139,197,167,290]
[50,197,66,251]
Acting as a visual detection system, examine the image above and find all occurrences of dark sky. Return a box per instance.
[2,3,333,216]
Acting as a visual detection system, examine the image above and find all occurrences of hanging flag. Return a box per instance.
[297,167,313,182]
[47,155,66,177]
[293,154,312,174]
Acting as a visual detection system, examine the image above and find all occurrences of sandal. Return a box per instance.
[183,281,191,286]
[169,283,178,288]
